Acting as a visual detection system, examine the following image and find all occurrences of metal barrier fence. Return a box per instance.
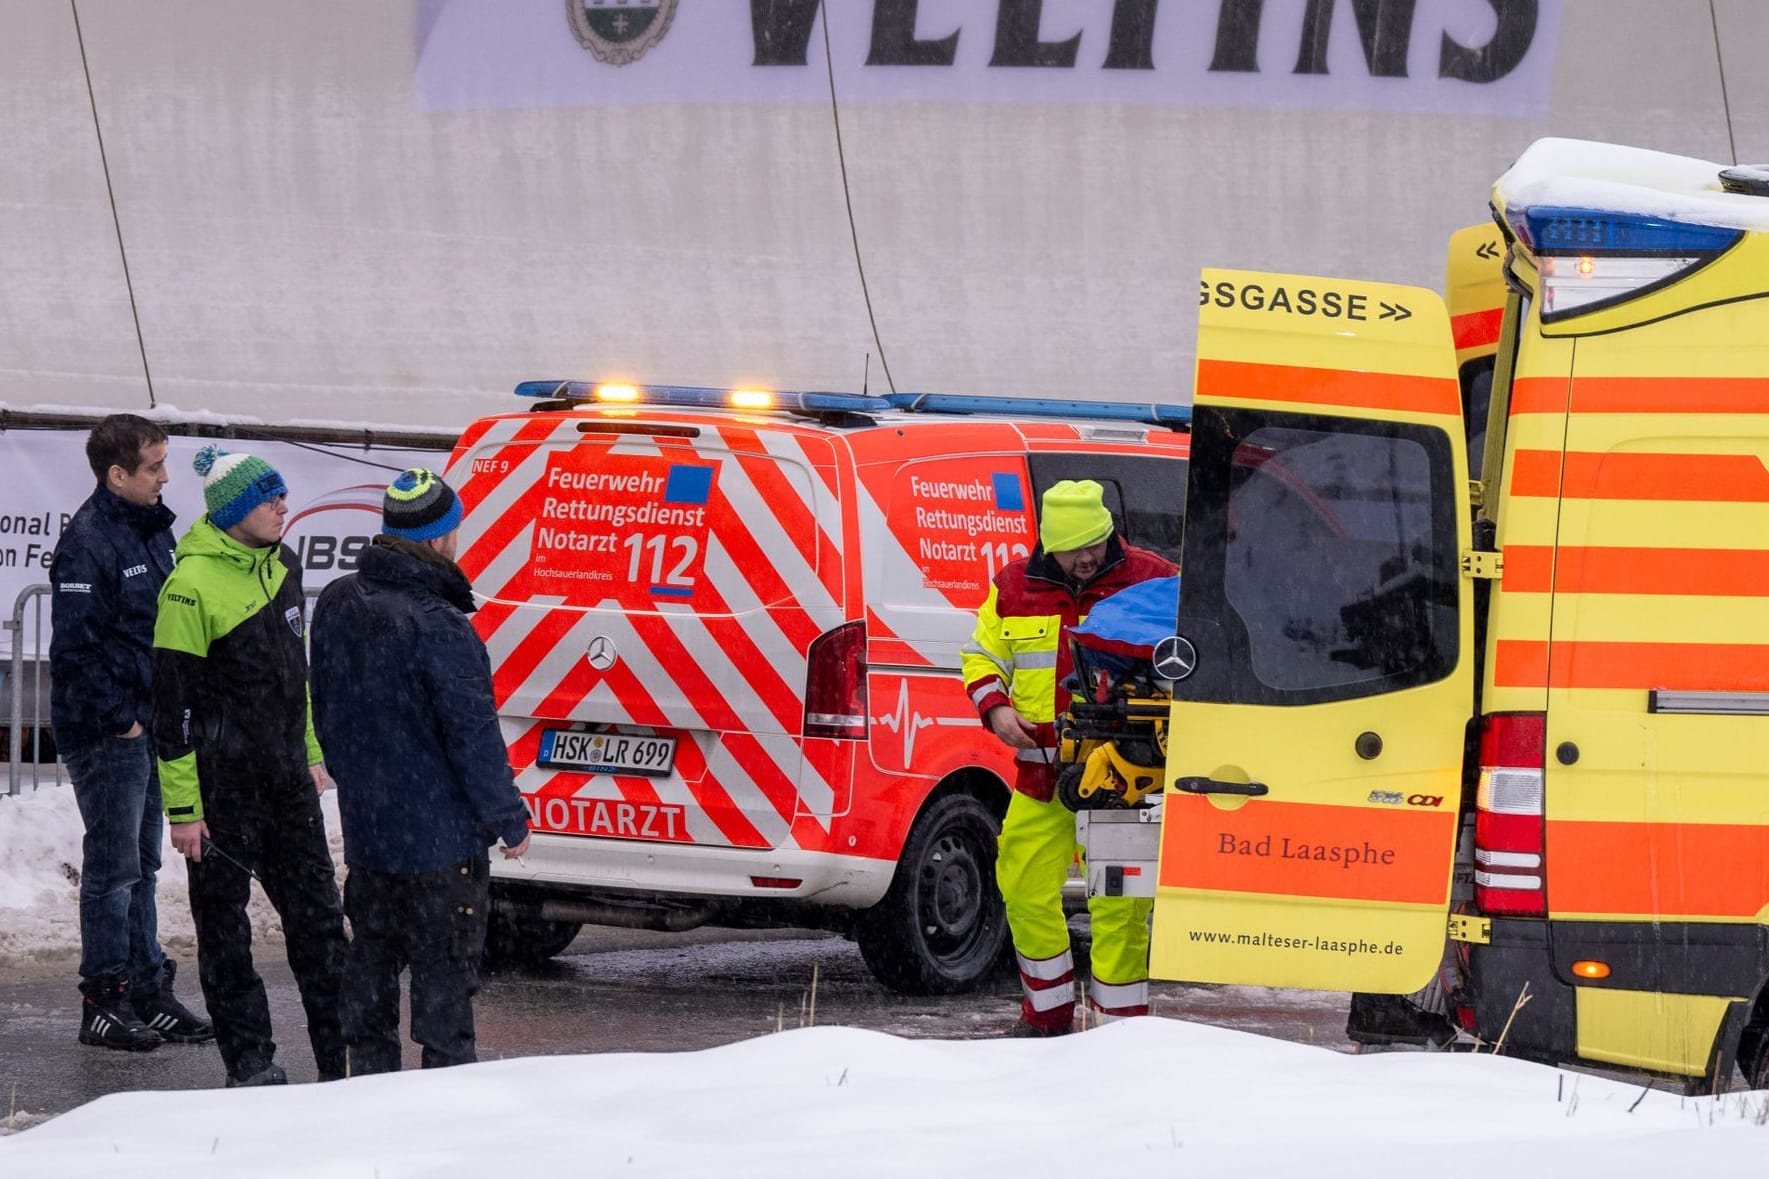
[4,582,325,796]
[4,584,56,795]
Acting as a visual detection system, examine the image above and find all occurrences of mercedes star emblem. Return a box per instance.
[586,635,619,671]
[1153,635,1197,682]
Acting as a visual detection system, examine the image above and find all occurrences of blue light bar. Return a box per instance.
[514,381,894,414]
[512,381,1191,428]
[886,393,1191,427]
[1510,206,1744,256]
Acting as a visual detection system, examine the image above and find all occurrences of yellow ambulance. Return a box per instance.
[1146,138,1769,1089]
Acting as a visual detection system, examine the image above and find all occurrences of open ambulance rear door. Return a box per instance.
[1150,269,1475,993]
[1445,222,1508,484]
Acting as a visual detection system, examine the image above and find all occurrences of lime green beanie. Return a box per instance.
[1040,479,1113,553]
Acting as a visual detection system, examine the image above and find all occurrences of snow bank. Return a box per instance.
[0,1019,1762,1177]
[0,782,346,967]
[0,776,88,964]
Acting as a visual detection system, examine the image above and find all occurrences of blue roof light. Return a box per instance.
[887,393,1191,427]
[513,382,894,414]
[1511,206,1744,256]
[514,382,1192,428]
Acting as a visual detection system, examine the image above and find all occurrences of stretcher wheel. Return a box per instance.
[1056,764,1131,813]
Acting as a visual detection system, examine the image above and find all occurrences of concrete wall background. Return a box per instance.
[2,0,1765,429]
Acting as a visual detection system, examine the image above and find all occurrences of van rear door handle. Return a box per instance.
[1173,776,1269,797]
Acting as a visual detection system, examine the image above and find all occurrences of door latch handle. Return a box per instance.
[1173,776,1269,797]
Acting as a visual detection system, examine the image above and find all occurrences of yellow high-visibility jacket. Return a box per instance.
[961,538,1175,801]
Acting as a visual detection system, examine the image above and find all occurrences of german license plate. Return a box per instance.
[537,730,676,777]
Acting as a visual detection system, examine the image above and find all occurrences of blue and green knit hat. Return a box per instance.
[193,445,287,530]
[383,468,462,541]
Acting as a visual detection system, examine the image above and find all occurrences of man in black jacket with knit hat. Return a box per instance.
[311,468,531,1073]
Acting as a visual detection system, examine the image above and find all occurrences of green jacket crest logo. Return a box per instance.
[568,0,678,66]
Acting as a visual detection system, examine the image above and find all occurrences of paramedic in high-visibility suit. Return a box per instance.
[962,479,1176,1036]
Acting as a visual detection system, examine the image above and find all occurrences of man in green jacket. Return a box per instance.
[153,445,347,1088]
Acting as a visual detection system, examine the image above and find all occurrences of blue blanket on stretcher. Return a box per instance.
[1072,575,1179,658]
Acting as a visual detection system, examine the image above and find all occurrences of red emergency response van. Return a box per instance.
[447,383,1188,992]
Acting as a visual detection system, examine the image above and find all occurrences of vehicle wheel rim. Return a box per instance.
[918,823,987,962]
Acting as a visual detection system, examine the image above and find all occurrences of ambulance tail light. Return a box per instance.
[1538,254,1708,319]
[1509,207,1742,322]
[1474,712,1547,918]
[804,621,868,741]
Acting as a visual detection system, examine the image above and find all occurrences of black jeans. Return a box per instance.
[186,772,347,1081]
[340,855,490,1074]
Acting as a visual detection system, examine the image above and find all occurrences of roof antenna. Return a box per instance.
[862,352,871,397]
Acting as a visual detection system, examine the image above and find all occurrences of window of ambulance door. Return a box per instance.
[1182,411,1458,705]
[1460,358,1494,480]
[1027,452,1186,566]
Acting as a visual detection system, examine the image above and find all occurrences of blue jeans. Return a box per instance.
[66,734,167,994]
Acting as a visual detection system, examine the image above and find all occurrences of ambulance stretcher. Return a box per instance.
[1054,576,1176,900]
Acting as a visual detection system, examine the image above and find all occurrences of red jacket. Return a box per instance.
[962,537,1176,801]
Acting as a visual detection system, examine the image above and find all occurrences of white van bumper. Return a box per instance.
[490,831,897,910]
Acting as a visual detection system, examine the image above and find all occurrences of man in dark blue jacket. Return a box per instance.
[311,468,530,1073]
[51,414,212,1051]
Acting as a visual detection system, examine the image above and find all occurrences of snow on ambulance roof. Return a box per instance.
[1495,138,1769,234]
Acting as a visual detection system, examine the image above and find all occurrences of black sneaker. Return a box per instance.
[78,978,162,1052]
[1346,992,1458,1048]
[133,960,215,1044]
[225,1062,288,1088]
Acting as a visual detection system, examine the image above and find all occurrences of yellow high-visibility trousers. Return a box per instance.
[996,789,1152,1028]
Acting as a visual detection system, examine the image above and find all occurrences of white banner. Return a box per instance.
[0,430,453,658]
[417,0,1562,116]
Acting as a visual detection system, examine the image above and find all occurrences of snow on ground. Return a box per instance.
[0,1019,1762,1177]
[5,780,1764,1172]
[0,779,344,967]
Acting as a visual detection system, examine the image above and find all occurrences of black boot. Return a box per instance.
[133,960,215,1044]
[1346,992,1457,1048]
[225,1062,288,1088]
[78,977,162,1052]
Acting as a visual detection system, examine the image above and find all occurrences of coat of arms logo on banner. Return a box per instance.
[568,0,678,66]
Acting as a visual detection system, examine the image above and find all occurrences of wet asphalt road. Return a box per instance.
[0,924,1353,1132]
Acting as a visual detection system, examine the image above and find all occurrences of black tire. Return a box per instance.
[1740,1021,1769,1090]
[855,792,1008,995]
[482,907,583,969]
